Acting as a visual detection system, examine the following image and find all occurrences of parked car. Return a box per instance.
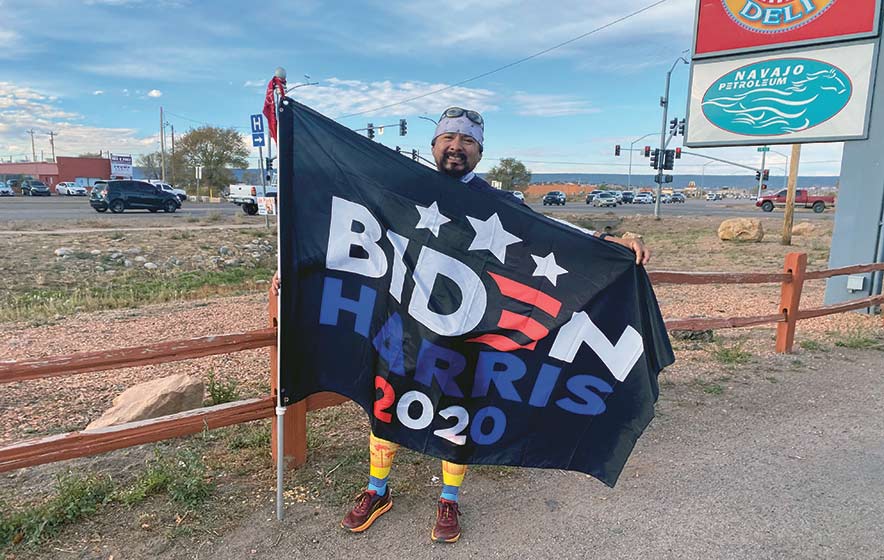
[670,193,686,203]
[20,179,50,196]
[6,179,19,193]
[634,193,654,204]
[592,192,618,208]
[149,180,188,202]
[56,181,87,196]
[705,192,721,201]
[509,190,525,202]
[755,189,835,213]
[609,191,623,204]
[90,180,181,213]
[660,194,672,204]
[542,191,566,206]
[228,183,278,215]
[585,192,598,204]
[621,191,635,204]
[0,182,13,196]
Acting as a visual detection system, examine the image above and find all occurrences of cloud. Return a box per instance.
[93,90,104,95]
[511,93,600,117]
[243,80,265,88]
[147,89,162,97]
[0,81,156,160]
[289,77,498,120]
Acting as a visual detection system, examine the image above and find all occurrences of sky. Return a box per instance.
[0,0,846,178]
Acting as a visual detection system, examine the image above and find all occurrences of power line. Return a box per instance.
[335,0,671,120]
[164,110,248,129]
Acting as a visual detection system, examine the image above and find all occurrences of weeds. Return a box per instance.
[226,421,270,450]
[0,266,274,322]
[1,472,113,547]
[833,328,881,350]
[206,371,240,405]
[712,343,752,365]
[799,339,825,351]
[170,230,194,241]
[204,211,224,224]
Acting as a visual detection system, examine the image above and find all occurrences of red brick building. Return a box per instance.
[0,157,111,193]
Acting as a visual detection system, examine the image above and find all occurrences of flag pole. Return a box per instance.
[272,66,287,523]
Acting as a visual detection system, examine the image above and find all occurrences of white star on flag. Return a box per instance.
[531,252,568,286]
[467,213,522,263]
[414,201,450,237]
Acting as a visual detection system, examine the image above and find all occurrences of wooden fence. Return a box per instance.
[1,252,882,474]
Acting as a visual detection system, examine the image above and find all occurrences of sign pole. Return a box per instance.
[781,144,802,246]
[757,148,767,199]
[259,145,269,228]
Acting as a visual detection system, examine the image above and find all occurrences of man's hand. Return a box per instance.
[271,270,280,296]
[606,236,651,266]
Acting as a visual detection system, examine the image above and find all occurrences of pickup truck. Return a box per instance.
[756,189,835,214]
[228,183,277,215]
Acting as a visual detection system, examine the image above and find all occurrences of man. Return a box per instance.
[338,107,650,543]
[275,106,651,544]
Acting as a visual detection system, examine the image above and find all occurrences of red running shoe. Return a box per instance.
[340,489,393,533]
[431,498,461,543]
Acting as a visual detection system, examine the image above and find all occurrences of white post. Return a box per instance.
[273,66,287,523]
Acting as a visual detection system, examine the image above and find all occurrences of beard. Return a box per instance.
[438,153,469,178]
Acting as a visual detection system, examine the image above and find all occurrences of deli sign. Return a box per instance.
[694,0,882,58]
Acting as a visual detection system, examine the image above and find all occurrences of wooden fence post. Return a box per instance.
[269,287,307,468]
[775,252,807,353]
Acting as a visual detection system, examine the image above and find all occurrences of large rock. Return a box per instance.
[718,218,764,242]
[86,374,204,430]
[791,222,816,236]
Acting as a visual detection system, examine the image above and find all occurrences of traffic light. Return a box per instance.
[650,148,660,169]
[663,149,675,170]
[399,119,407,136]
[411,149,418,161]
[762,184,768,190]
[265,156,274,181]
[678,119,686,136]
[669,118,678,133]
[395,146,401,153]
[614,144,621,156]
[762,169,770,181]
[643,145,651,157]
[675,147,682,159]
[755,170,761,181]
[367,123,375,139]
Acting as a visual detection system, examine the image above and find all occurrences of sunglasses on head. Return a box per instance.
[441,107,484,127]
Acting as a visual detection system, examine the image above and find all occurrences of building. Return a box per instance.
[0,157,112,193]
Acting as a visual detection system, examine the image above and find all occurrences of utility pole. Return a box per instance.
[48,131,57,162]
[170,124,175,185]
[781,144,802,246]
[27,129,36,162]
[159,106,166,182]
[628,133,656,192]
[655,57,689,220]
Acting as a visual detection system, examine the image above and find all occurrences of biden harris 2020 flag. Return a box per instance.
[277,99,674,487]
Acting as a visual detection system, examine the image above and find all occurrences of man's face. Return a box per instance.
[432,132,482,179]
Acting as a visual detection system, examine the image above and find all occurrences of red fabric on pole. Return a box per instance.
[263,76,286,144]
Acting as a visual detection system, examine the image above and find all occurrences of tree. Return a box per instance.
[171,126,250,193]
[486,158,531,191]
[78,152,102,158]
[136,151,164,180]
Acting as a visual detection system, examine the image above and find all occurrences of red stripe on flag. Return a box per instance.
[497,310,549,340]
[465,334,537,352]
[488,272,562,317]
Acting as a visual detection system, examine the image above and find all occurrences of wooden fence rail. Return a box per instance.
[0,251,880,475]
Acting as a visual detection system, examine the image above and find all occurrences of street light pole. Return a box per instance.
[628,132,656,192]
[654,56,689,220]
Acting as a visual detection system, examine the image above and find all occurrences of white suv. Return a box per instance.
[149,180,187,202]
[56,181,87,196]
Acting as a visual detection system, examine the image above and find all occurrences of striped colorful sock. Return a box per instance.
[440,461,466,503]
[368,432,399,497]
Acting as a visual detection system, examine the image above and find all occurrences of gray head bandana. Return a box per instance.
[433,115,484,147]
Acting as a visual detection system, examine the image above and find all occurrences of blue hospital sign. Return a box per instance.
[252,133,265,147]
[250,114,264,134]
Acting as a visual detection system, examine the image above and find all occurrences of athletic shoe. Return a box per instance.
[340,489,392,533]
[431,498,461,543]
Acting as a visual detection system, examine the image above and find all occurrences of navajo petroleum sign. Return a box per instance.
[686,41,876,146]
[694,0,882,58]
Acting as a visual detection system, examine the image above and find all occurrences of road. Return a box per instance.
[0,195,244,222]
[529,198,835,220]
[0,196,836,222]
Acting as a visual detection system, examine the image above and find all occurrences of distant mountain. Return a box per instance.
[134,168,839,190]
